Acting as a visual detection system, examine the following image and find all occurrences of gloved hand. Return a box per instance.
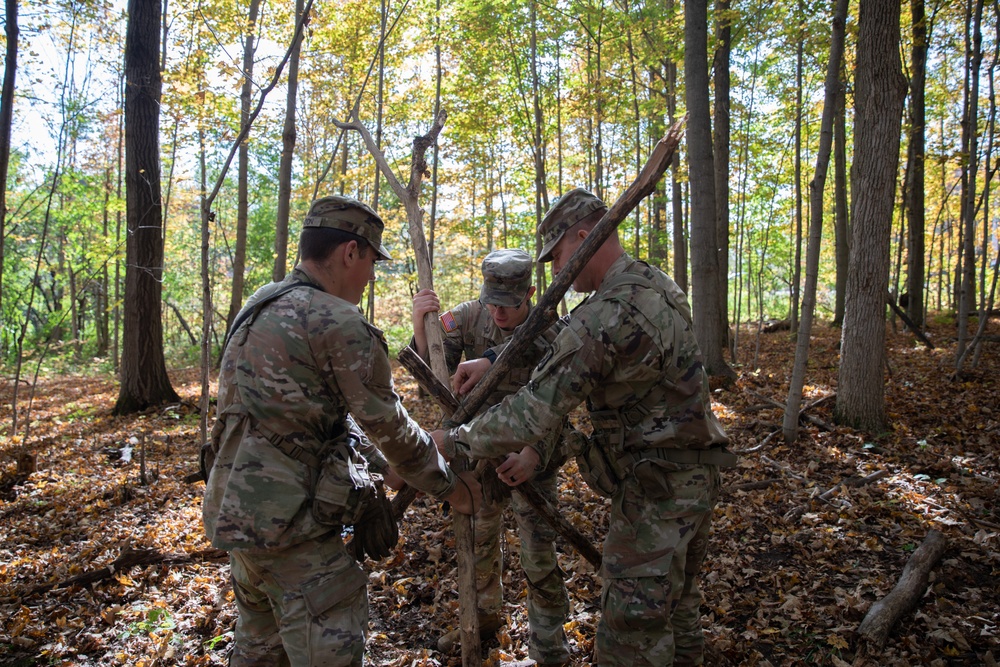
[481,463,512,505]
[350,476,399,561]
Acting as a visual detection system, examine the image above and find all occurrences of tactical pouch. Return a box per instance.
[576,410,624,497]
[349,475,399,561]
[312,435,376,527]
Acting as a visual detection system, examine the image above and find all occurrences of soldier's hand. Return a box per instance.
[383,467,405,491]
[445,470,482,515]
[411,289,440,330]
[495,446,540,487]
[430,429,454,461]
[452,357,491,395]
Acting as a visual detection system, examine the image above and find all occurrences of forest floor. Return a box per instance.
[0,317,998,667]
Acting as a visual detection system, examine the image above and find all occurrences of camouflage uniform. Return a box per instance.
[442,190,731,667]
[419,249,569,664]
[203,196,458,667]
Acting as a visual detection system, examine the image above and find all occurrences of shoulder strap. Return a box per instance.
[224,281,318,350]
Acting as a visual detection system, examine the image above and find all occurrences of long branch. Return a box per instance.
[448,118,686,427]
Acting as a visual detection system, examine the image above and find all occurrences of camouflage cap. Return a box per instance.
[480,249,533,307]
[536,188,607,262]
[302,195,393,260]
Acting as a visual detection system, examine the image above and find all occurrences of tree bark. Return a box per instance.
[685,0,734,379]
[956,0,984,367]
[854,529,947,663]
[832,61,849,327]
[905,0,928,329]
[0,0,17,320]
[783,0,849,444]
[115,0,179,414]
[714,0,732,354]
[273,0,306,282]
[835,0,907,433]
[226,0,260,334]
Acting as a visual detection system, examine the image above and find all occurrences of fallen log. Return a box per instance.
[28,541,228,596]
[853,529,947,665]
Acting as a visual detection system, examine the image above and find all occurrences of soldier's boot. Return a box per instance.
[436,612,504,653]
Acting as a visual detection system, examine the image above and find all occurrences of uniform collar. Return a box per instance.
[595,252,634,295]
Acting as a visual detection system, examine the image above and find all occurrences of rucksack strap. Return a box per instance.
[224,280,318,350]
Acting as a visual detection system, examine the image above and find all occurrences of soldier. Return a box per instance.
[202,195,481,667]
[437,188,734,667]
[410,248,571,666]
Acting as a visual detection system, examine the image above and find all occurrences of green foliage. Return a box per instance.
[3,0,996,384]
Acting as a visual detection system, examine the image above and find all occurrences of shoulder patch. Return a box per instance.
[440,310,458,333]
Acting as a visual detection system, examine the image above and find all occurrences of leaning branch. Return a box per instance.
[447,118,686,426]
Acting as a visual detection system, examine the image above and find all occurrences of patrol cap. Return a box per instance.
[480,249,533,308]
[302,195,393,261]
[537,188,608,262]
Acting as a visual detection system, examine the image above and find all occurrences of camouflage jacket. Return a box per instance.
[203,266,456,552]
[448,253,728,575]
[416,299,562,463]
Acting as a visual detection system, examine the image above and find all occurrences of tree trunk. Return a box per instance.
[115,0,179,414]
[0,0,17,320]
[905,0,928,329]
[273,0,306,282]
[531,0,549,286]
[226,0,260,334]
[835,0,907,433]
[791,3,804,333]
[685,0,734,379]
[714,0,732,354]
[957,0,983,366]
[832,60,849,327]
[666,0,687,291]
[783,0,849,444]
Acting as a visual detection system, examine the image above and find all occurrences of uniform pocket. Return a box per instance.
[301,562,367,618]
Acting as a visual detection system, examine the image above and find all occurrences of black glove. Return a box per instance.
[481,462,512,505]
[350,476,399,561]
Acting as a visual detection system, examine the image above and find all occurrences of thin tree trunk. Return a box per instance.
[832,60,849,327]
[905,0,928,329]
[667,33,687,291]
[531,0,549,287]
[792,6,804,333]
[957,0,984,366]
[226,0,260,334]
[0,0,18,321]
[714,0,732,355]
[686,0,734,378]
[783,0,849,444]
[429,0,442,267]
[273,0,306,282]
[835,0,907,432]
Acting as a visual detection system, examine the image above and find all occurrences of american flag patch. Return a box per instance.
[440,310,458,332]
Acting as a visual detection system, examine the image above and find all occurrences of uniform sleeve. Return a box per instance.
[318,314,456,498]
[450,301,615,461]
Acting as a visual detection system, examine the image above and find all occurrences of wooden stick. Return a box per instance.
[398,347,603,570]
[447,118,686,429]
[885,291,935,349]
[338,112,480,665]
[854,529,947,664]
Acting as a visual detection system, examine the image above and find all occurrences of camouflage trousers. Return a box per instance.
[229,533,368,667]
[474,470,570,664]
[593,463,719,667]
